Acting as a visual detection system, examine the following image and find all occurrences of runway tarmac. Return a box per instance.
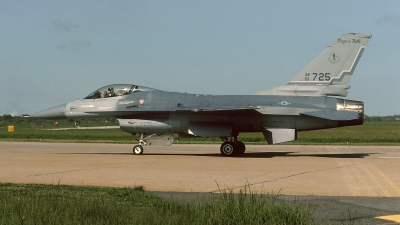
[1,142,399,224]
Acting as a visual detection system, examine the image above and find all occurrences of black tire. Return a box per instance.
[220,141,236,157]
[236,141,246,155]
[133,145,144,155]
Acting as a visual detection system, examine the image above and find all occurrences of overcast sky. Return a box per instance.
[1,1,399,116]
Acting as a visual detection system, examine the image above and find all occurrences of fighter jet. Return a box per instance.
[32,33,371,156]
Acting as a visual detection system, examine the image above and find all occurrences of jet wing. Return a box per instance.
[174,106,261,116]
[301,111,360,121]
[176,105,259,111]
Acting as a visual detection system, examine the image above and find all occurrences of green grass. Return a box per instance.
[0,183,316,225]
[1,122,399,145]
[295,122,400,145]
[0,128,133,143]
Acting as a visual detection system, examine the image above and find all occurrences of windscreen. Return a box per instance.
[84,84,136,99]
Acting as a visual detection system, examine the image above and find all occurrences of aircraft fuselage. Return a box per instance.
[61,89,363,135]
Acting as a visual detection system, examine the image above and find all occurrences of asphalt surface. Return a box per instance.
[1,142,399,224]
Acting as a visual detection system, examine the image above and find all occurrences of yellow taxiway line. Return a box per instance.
[376,215,400,223]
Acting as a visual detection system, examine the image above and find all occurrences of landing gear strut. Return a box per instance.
[220,136,246,157]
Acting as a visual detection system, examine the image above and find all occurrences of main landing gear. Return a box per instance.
[220,137,246,157]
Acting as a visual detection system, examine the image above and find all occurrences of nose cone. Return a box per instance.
[31,104,67,119]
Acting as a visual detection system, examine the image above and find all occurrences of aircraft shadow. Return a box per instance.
[61,152,371,159]
[242,152,371,159]
[138,152,371,159]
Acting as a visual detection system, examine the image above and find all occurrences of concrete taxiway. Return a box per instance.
[1,142,399,224]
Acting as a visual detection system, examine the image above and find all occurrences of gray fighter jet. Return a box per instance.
[32,33,371,156]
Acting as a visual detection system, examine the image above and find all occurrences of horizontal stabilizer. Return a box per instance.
[301,111,359,121]
[262,128,296,145]
[188,122,231,137]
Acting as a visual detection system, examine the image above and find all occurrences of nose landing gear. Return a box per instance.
[133,145,144,155]
[131,133,174,155]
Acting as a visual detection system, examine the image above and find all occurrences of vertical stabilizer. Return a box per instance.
[256,33,372,97]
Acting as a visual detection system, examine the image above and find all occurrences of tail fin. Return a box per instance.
[256,33,372,97]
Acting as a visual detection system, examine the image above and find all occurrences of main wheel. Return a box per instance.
[220,141,236,157]
[133,145,144,155]
[236,141,246,155]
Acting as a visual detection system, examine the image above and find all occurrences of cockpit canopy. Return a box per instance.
[84,84,138,99]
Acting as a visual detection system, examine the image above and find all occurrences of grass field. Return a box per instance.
[1,122,399,145]
[0,183,316,225]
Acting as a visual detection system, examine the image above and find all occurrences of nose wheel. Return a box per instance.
[220,141,245,157]
[133,145,144,155]
[132,133,147,155]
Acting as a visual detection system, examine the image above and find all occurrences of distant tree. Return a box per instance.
[3,114,12,120]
